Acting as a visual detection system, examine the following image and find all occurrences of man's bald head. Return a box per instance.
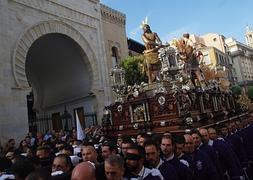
[199,128,208,134]
[199,128,209,144]
[71,162,96,180]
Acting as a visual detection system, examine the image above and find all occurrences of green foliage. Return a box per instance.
[230,85,242,95]
[121,55,147,85]
[248,86,253,100]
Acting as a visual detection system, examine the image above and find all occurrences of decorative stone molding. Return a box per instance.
[100,4,126,26]
[12,20,99,91]
[12,0,98,29]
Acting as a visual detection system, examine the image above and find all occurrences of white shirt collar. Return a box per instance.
[198,142,203,148]
[208,139,214,146]
[156,158,164,169]
[136,167,163,180]
[137,166,145,178]
[138,166,155,179]
[177,153,184,159]
[164,153,174,161]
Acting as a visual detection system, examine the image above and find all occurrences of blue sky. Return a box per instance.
[101,0,253,44]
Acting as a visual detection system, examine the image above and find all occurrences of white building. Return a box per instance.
[225,37,253,85]
[0,0,128,142]
[190,33,234,83]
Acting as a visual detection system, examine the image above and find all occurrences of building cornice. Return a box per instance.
[199,46,227,55]
[230,49,253,58]
[230,50,246,57]
[89,0,99,4]
[226,38,253,51]
[100,3,126,26]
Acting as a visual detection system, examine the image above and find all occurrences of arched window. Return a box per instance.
[111,46,119,67]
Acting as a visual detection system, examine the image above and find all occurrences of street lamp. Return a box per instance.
[102,106,111,125]
[102,106,111,135]
[111,65,127,102]
[61,106,72,131]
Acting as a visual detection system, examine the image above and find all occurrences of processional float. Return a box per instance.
[103,19,250,135]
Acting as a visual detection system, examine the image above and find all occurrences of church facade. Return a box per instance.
[0,0,128,141]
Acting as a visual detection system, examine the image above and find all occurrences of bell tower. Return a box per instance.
[245,25,253,48]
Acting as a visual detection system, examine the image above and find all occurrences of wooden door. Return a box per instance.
[52,112,62,132]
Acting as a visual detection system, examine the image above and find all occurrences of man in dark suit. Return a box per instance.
[160,135,192,180]
[144,140,178,180]
[191,130,223,180]
[124,145,163,180]
[183,134,219,180]
[199,128,244,180]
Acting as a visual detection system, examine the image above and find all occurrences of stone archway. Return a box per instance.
[12,20,99,91]
[12,20,100,111]
[26,33,93,110]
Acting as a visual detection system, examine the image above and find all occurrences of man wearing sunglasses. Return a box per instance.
[124,145,163,180]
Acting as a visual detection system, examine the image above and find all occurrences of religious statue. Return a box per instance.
[141,18,162,84]
[171,33,206,88]
[133,105,145,122]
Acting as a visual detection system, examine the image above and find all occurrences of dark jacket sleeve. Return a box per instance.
[95,163,107,180]
[159,161,179,180]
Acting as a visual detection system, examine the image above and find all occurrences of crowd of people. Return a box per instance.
[0,118,253,180]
